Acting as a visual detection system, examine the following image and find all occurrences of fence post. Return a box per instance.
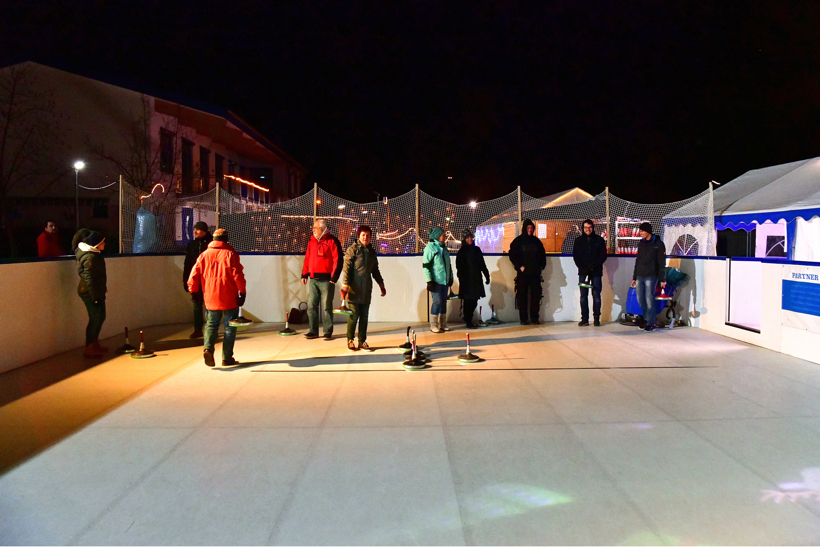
[415,184,420,254]
[215,185,220,230]
[517,186,523,232]
[313,182,318,222]
[605,186,611,254]
[119,175,123,254]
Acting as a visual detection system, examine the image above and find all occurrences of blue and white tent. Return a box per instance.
[714,158,820,260]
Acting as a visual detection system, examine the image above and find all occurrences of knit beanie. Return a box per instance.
[193,221,208,232]
[461,228,474,241]
[213,228,229,242]
[83,231,105,248]
[428,226,444,241]
[639,222,653,234]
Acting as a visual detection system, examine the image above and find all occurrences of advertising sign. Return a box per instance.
[782,265,820,334]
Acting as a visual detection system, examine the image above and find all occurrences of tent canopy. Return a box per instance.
[715,157,820,229]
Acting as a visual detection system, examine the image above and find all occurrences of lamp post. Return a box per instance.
[73,160,85,231]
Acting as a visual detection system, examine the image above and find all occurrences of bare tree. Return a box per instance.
[85,94,200,199]
[0,63,67,256]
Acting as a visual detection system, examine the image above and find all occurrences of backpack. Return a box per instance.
[287,302,308,324]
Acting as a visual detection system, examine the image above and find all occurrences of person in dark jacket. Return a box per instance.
[572,219,608,326]
[631,222,667,331]
[456,228,490,328]
[508,219,546,324]
[301,218,343,340]
[341,225,386,351]
[75,231,108,358]
[183,221,213,338]
[37,220,64,257]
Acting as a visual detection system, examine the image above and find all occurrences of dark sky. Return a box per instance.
[4,0,820,204]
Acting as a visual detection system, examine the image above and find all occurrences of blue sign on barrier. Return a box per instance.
[782,280,820,318]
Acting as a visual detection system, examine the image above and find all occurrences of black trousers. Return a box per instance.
[463,298,478,325]
[515,274,542,322]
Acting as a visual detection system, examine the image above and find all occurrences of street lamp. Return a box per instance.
[73,160,85,231]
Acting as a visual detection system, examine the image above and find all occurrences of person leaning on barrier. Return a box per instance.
[573,219,608,327]
[342,225,385,351]
[76,231,108,359]
[508,219,546,325]
[630,222,667,332]
[423,226,453,333]
[37,220,64,257]
[456,228,490,329]
[183,221,213,339]
[301,218,343,340]
[187,228,247,367]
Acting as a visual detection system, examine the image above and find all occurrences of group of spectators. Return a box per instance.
[66,214,666,367]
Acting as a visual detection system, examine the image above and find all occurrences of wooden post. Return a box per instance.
[605,186,611,253]
[313,182,318,222]
[215,184,220,229]
[517,185,523,233]
[119,175,123,254]
[415,184,420,254]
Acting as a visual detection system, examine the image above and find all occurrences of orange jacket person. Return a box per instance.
[188,228,247,367]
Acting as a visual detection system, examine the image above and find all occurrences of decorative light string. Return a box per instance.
[224,175,269,193]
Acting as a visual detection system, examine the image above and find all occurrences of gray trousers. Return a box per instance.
[307,278,335,335]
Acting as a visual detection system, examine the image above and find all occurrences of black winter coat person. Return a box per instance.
[183,231,213,290]
[509,219,546,275]
[572,230,608,277]
[456,240,490,300]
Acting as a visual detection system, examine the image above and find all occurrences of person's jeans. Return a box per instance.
[635,276,659,327]
[307,278,334,335]
[579,274,603,321]
[192,292,204,331]
[430,283,449,315]
[346,302,370,342]
[80,296,106,346]
[204,308,239,360]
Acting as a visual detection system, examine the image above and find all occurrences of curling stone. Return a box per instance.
[130,330,156,359]
[279,312,298,336]
[333,289,354,315]
[486,305,501,325]
[397,326,413,352]
[458,333,481,364]
[447,288,460,300]
[578,275,593,289]
[403,337,429,370]
[117,327,137,354]
[229,307,253,328]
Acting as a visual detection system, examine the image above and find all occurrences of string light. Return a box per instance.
[139,183,166,200]
[224,174,269,193]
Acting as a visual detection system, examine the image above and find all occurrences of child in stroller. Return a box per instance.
[620,267,689,329]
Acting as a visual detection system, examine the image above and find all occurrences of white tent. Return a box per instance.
[715,157,820,260]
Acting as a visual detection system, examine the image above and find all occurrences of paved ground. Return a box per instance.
[3,320,820,545]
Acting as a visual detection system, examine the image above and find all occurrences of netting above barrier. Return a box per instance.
[118,179,715,256]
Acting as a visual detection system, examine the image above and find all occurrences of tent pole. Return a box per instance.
[415,184,420,254]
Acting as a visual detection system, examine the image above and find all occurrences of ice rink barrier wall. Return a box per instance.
[1,254,819,373]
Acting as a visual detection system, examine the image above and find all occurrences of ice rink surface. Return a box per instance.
[3,321,820,545]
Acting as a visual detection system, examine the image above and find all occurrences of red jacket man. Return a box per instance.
[37,221,64,257]
[301,220,343,339]
[187,229,246,367]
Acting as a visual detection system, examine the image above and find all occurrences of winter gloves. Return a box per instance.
[427,281,437,292]
[237,293,246,307]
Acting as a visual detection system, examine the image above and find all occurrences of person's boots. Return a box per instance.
[593,316,601,327]
[92,340,108,353]
[430,314,442,333]
[189,330,203,339]
[83,344,104,359]
[440,314,451,332]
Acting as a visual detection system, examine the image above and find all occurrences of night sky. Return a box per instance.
[4,1,820,204]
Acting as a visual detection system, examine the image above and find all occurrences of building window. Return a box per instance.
[92,199,108,219]
[215,154,224,189]
[181,139,193,194]
[160,128,174,174]
[199,146,210,191]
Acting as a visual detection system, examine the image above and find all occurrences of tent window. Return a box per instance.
[672,234,699,256]
[765,235,786,257]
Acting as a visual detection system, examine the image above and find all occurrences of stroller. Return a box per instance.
[620,267,689,329]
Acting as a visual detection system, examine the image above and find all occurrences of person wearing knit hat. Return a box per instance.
[188,228,247,367]
[422,226,453,333]
[509,219,546,325]
[75,231,108,358]
[631,221,667,332]
[183,221,213,338]
[456,228,490,328]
